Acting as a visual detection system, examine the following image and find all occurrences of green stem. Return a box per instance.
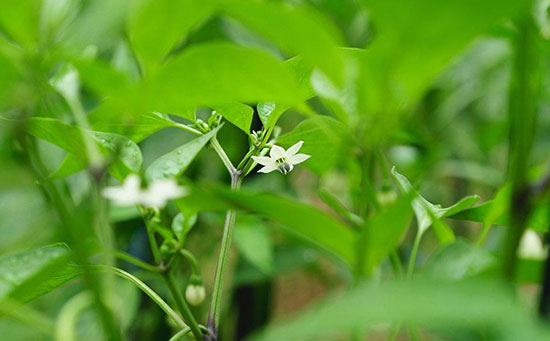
[113,251,163,273]
[164,269,203,340]
[207,174,241,337]
[91,266,187,329]
[389,250,403,279]
[169,328,192,341]
[407,230,423,278]
[180,249,200,274]
[210,137,236,175]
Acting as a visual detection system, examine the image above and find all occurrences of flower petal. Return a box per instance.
[288,153,310,165]
[251,156,274,166]
[258,164,278,173]
[269,145,285,159]
[285,140,304,157]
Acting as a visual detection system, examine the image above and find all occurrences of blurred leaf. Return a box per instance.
[26,118,143,181]
[211,102,254,133]
[92,112,178,143]
[277,116,352,175]
[235,217,273,274]
[145,126,220,181]
[391,167,479,242]
[423,240,497,280]
[211,185,356,266]
[362,194,413,272]
[358,0,525,113]
[517,259,544,284]
[142,42,301,115]
[73,58,131,98]
[0,244,78,304]
[128,0,214,75]
[0,0,41,47]
[171,212,197,243]
[250,279,547,340]
[221,1,344,83]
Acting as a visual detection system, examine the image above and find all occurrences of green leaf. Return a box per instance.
[211,102,254,133]
[145,126,220,181]
[423,240,497,281]
[128,0,214,75]
[143,42,301,114]
[221,1,343,83]
[92,112,179,143]
[235,217,273,274]
[0,0,41,47]
[391,167,479,242]
[171,212,197,243]
[0,244,78,304]
[277,116,351,175]
[358,0,525,113]
[250,279,547,341]
[210,186,356,267]
[362,195,413,272]
[73,58,131,98]
[26,117,142,181]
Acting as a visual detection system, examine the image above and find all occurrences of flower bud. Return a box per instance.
[185,276,206,306]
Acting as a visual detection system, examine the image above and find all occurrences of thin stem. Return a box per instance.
[180,249,200,274]
[174,122,202,136]
[164,270,203,340]
[407,230,423,278]
[113,251,163,273]
[210,137,236,175]
[389,250,403,279]
[207,174,241,339]
[169,328,192,341]
[91,265,187,329]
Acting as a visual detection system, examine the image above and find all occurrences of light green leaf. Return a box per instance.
[277,116,351,175]
[221,1,343,83]
[235,217,273,274]
[73,58,131,98]
[391,167,479,242]
[0,244,78,304]
[250,279,547,341]
[128,0,214,75]
[423,240,497,281]
[92,132,143,181]
[212,102,254,133]
[171,212,197,243]
[25,117,87,156]
[211,186,356,267]
[0,0,41,47]
[145,126,220,181]
[92,112,178,143]
[362,195,413,272]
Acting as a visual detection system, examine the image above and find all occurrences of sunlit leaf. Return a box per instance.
[211,102,254,133]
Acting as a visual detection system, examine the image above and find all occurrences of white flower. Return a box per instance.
[102,174,188,209]
[185,284,206,306]
[102,174,142,206]
[141,179,189,208]
[518,229,547,260]
[251,141,310,174]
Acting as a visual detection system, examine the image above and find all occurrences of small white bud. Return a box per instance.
[185,284,206,306]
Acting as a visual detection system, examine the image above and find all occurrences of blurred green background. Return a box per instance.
[1,0,550,340]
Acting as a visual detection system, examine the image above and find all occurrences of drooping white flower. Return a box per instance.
[102,174,143,206]
[102,174,188,209]
[141,179,189,208]
[251,141,310,174]
[518,229,547,260]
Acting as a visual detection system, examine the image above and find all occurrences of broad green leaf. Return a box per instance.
[210,186,356,266]
[277,116,351,175]
[0,244,78,304]
[92,112,178,143]
[143,42,301,114]
[391,167,479,242]
[128,0,214,75]
[362,195,413,272]
[26,118,142,181]
[0,0,41,47]
[211,102,254,133]
[145,126,220,181]
[73,58,131,98]
[221,1,344,83]
[358,0,525,114]
[423,240,497,281]
[257,102,280,128]
[250,279,547,340]
[235,217,273,274]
